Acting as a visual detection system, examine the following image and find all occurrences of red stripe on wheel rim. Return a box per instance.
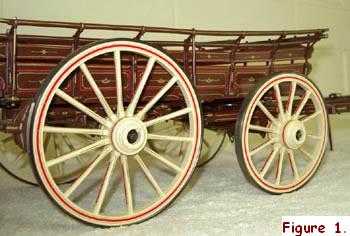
[34,42,200,223]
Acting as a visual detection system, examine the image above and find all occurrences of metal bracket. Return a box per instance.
[269,33,286,74]
[135,26,146,40]
[227,35,244,95]
[0,95,20,108]
[227,130,235,143]
[73,23,85,50]
[183,34,193,77]
[25,102,35,152]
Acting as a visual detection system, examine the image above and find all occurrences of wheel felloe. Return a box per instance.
[30,40,202,226]
[235,73,328,194]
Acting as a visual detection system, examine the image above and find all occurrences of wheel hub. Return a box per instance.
[111,118,147,155]
[282,120,306,149]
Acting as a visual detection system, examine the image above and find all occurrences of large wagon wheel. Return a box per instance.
[29,39,203,226]
[149,122,226,167]
[0,132,95,184]
[235,73,328,194]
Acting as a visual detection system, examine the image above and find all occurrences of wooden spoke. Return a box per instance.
[126,58,156,116]
[299,148,313,161]
[249,125,277,134]
[56,89,110,127]
[53,134,64,176]
[114,50,125,118]
[293,90,311,119]
[47,139,109,167]
[76,133,96,142]
[60,134,75,151]
[144,147,182,173]
[0,136,12,152]
[274,84,284,119]
[136,76,179,119]
[307,134,322,140]
[65,147,113,198]
[249,138,277,156]
[93,153,118,214]
[203,139,209,148]
[121,155,133,214]
[286,81,296,117]
[144,107,192,127]
[257,101,278,125]
[13,151,26,168]
[0,136,12,145]
[80,63,116,120]
[134,155,164,196]
[59,134,87,165]
[259,146,280,177]
[44,133,52,151]
[301,111,321,123]
[43,126,108,136]
[287,149,299,180]
[275,148,285,185]
[148,134,193,142]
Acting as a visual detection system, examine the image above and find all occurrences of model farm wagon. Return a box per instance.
[0,18,349,226]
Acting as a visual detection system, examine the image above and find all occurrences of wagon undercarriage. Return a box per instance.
[0,18,349,227]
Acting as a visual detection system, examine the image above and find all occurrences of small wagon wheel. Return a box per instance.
[0,132,95,184]
[235,73,328,194]
[29,39,202,226]
[149,122,226,167]
[0,133,36,184]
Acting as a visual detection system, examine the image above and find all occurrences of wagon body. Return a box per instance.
[0,19,332,140]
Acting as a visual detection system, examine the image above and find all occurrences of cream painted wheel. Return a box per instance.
[235,73,328,194]
[29,40,202,226]
[0,132,94,184]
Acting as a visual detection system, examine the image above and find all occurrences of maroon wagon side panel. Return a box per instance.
[0,18,332,133]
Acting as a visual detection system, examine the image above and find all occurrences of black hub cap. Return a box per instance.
[127,129,139,144]
[296,130,302,141]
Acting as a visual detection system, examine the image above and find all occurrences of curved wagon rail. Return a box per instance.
[0,18,349,227]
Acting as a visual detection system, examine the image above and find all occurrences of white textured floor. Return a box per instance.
[0,114,349,236]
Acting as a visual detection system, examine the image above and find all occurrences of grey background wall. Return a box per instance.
[0,0,3,19]
[0,0,349,96]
